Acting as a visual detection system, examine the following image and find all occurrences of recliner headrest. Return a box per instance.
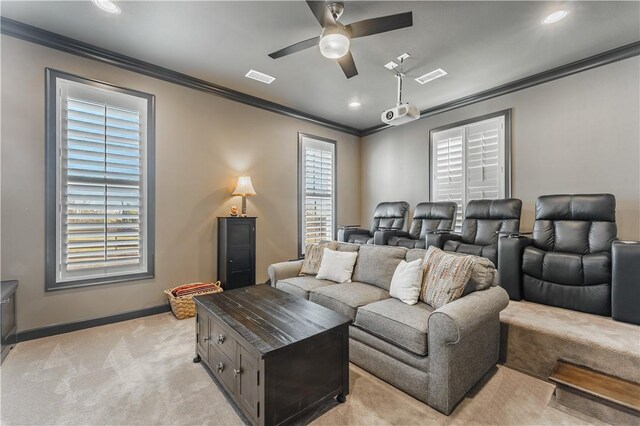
[373,201,410,218]
[414,202,457,220]
[535,194,616,222]
[465,199,522,220]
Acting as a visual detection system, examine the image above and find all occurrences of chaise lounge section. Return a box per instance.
[268,243,509,415]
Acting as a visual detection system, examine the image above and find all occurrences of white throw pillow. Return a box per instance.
[389,259,424,305]
[316,248,358,283]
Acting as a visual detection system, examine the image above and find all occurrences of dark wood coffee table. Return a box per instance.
[193,285,351,426]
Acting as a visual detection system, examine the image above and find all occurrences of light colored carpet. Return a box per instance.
[1,312,595,425]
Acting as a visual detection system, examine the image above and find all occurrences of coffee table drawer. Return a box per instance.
[210,321,236,361]
[208,344,236,394]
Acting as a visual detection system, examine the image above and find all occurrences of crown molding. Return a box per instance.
[2,17,638,139]
[361,40,640,136]
[0,17,361,136]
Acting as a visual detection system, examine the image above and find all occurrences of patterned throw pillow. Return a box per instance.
[420,247,475,309]
[442,251,499,295]
[300,241,339,276]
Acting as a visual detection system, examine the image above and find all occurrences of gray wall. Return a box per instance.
[1,36,361,331]
[361,57,640,240]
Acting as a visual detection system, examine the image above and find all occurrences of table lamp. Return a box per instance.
[232,176,257,217]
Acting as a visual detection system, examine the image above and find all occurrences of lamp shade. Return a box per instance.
[232,176,257,196]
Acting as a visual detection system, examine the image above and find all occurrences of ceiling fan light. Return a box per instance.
[319,26,350,59]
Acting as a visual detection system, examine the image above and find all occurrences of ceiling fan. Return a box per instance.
[268,1,413,79]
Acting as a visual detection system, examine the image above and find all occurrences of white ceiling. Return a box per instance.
[2,1,639,130]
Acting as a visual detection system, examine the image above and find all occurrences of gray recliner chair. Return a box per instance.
[432,199,522,265]
[387,202,457,249]
[498,194,640,324]
[338,201,410,245]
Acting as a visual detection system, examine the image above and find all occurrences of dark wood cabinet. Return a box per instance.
[218,217,256,290]
[1,280,18,364]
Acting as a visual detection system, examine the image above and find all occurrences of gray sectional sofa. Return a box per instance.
[267,243,509,415]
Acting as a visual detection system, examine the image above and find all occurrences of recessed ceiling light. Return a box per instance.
[415,68,447,85]
[348,101,361,108]
[92,0,121,14]
[542,10,568,24]
[245,69,276,84]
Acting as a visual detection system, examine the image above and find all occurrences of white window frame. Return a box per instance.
[429,110,512,232]
[298,133,337,258]
[45,69,155,291]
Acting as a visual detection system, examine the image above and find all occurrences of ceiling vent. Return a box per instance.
[415,68,447,85]
[245,70,276,84]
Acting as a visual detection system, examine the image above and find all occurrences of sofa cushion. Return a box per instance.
[276,276,336,300]
[336,242,360,252]
[406,248,428,262]
[354,298,434,356]
[309,282,390,321]
[352,245,408,290]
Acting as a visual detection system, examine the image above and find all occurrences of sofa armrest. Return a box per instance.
[497,236,533,300]
[267,260,303,287]
[337,227,370,243]
[612,240,640,325]
[427,286,509,414]
[426,231,462,250]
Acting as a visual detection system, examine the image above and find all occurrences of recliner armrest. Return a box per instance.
[372,229,407,245]
[612,240,640,325]
[497,236,533,300]
[337,227,370,242]
[426,231,462,249]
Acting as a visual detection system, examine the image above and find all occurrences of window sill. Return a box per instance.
[46,272,155,292]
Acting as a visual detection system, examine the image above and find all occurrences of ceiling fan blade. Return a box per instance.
[306,1,335,28]
[346,12,413,39]
[268,36,320,59]
[337,51,358,79]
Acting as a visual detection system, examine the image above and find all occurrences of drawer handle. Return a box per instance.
[203,337,209,342]
[216,335,225,344]
[1,299,9,304]
[233,368,242,377]
[217,362,225,373]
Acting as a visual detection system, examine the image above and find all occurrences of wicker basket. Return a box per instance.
[164,282,223,320]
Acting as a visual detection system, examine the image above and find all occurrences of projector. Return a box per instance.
[381,103,420,126]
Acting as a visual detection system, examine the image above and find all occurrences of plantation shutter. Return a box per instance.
[465,118,504,202]
[431,114,507,232]
[300,135,336,252]
[58,81,148,283]
[431,128,465,232]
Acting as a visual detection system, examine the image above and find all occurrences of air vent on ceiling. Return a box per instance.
[245,69,276,84]
[415,68,447,85]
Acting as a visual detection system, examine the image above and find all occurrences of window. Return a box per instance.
[45,69,155,290]
[429,110,511,232]
[298,133,336,257]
